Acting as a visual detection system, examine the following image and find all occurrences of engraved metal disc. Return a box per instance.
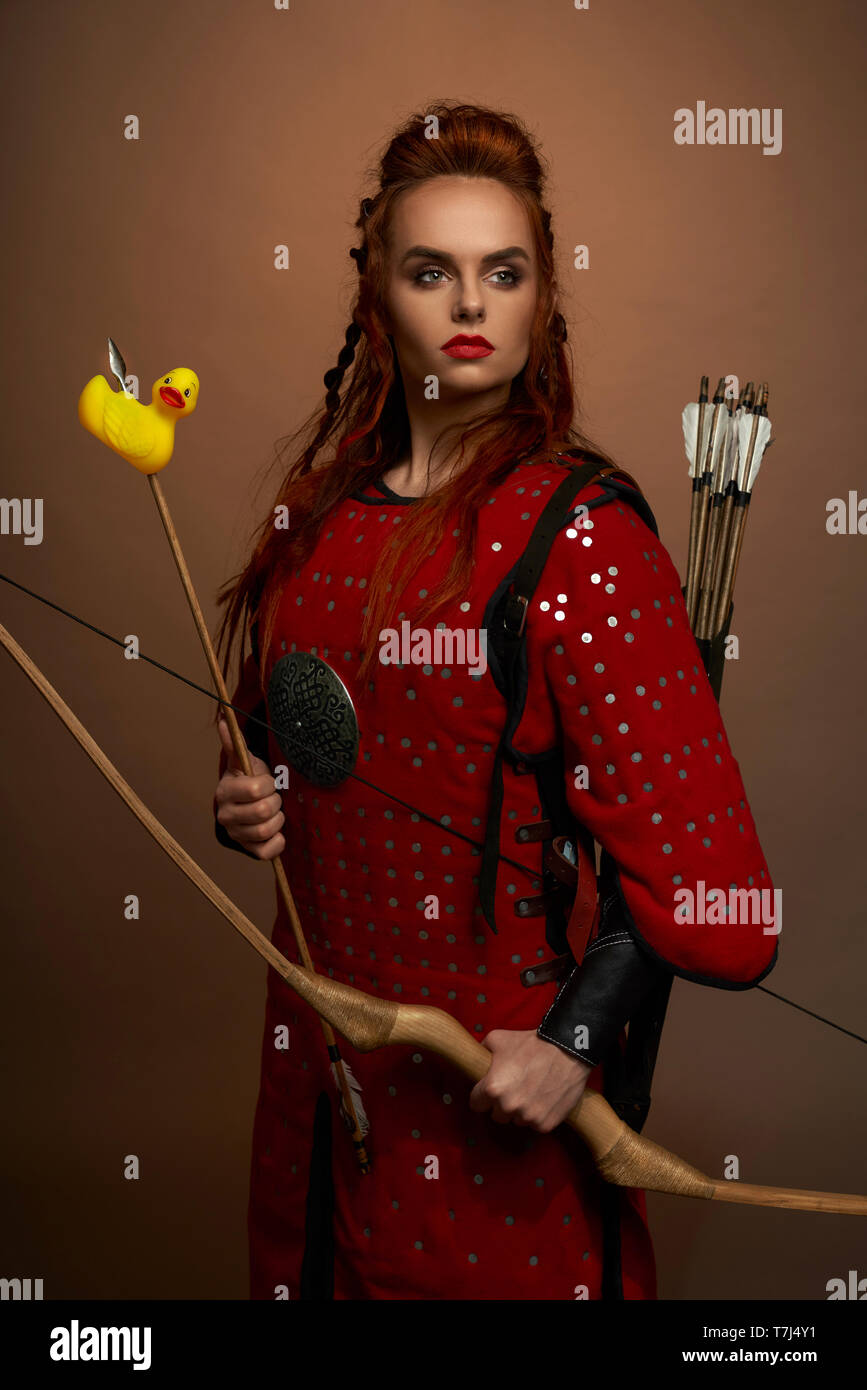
[267,652,359,787]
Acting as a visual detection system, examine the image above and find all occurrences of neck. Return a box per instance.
[383,379,511,496]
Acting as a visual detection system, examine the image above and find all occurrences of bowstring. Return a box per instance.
[0,570,538,879]
[2,569,864,1049]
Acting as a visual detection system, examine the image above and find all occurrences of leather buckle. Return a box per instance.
[503,590,529,637]
[544,836,579,889]
[515,819,553,843]
[520,953,574,988]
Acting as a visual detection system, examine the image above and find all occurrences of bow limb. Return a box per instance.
[377,1004,867,1215]
[2,614,865,1219]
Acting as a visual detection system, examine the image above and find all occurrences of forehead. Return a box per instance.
[388,176,532,251]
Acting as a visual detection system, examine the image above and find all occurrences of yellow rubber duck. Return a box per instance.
[78,338,199,474]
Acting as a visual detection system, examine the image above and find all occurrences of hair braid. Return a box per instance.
[297,195,376,473]
[298,318,363,472]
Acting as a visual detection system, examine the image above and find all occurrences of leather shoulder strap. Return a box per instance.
[481,457,640,933]
[500,459,617,642]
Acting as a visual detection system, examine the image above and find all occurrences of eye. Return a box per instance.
[414,265,446,285]
[184,388,191,397]
[164,376,172,383]
[490,268,522,286]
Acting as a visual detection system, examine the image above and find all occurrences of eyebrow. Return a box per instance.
[400,244,531,267]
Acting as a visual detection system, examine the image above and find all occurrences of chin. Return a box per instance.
[437,358,507,380]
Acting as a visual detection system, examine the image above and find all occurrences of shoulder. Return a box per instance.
[546,481,676,592]
[489,453,661,559]
[478,454,619,529]
[473,453,667,590]
[517,460,682,633]
[525,480,687,668]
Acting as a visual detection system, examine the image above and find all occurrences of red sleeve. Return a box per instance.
[525,490,778,987]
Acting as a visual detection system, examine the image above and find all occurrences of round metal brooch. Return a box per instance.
[267,651,360,787]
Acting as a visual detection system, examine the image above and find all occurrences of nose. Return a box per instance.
[452,283,486,324]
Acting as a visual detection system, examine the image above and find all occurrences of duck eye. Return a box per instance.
[164,376,171,383]
[184,388,190,397]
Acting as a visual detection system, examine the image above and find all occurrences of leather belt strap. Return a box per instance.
[515,819,553,843]
[565,824,600,967]
[544,835,578,888]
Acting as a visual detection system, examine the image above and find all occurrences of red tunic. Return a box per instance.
[225,456,777,1300]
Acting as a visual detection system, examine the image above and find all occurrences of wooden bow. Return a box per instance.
[2,614,865,1218]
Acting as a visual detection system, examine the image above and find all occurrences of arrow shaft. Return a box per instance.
[147,476,371,1168]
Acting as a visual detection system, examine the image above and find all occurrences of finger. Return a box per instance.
[227,811,286,844]
[468,1080,492,1113]
[247,831,286,861]
[531,1115,559,1135]
[215,771,277,806]
[217,716,236,759]
[217,716,251,773]
[217,792,283,827]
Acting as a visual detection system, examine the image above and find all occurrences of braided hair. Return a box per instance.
[299,316,363,472]
[296,196,381,478]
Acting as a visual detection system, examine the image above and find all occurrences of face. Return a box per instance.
[381,176,539,402]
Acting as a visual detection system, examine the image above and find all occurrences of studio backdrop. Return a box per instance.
[1,0,864,1302]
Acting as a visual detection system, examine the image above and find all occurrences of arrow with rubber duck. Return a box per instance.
[76,338,371,1172]
[78,338,199,473]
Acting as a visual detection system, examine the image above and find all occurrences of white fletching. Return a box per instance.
[682,402,707,477]
[737,413,773,492]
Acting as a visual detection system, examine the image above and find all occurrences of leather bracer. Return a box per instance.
[536,880,672,1068]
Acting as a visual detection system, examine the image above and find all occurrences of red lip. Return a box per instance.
[159,386,184,408]
[441,334,494,348]
[441,334,494,359]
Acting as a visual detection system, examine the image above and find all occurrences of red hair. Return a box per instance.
[216,99,619,693]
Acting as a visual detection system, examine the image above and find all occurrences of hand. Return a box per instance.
[469,1028,593,1134]
[214,717,285,860]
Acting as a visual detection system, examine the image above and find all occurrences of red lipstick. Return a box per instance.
[440,334,495,359]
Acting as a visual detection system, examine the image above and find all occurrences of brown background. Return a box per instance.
[1,0,864,1301]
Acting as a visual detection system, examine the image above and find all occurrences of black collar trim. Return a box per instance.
[348,455,576,506]
[348,478,416,505]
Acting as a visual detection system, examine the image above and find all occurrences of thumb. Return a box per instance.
[217,716,247,771]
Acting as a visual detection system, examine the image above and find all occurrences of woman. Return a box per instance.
[213,101,777,1301]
